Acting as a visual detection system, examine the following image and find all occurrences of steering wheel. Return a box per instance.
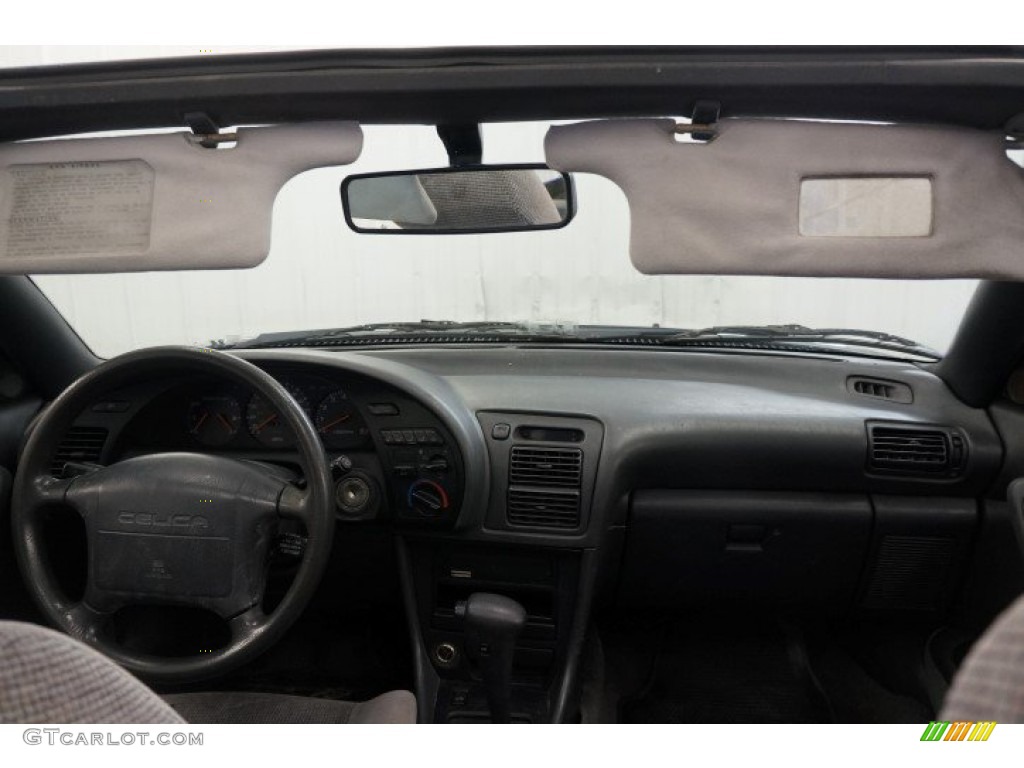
[11,346,335,683]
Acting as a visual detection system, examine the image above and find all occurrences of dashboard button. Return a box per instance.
[402,429,417,444]
[368,403,400,416]
[491,423,512,440]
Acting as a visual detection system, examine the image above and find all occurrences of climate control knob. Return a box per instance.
[407,479,450,517]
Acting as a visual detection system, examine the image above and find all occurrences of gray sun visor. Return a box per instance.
[545,118,1024,279]
[0,121,362,273]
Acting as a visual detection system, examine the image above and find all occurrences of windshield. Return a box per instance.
[31,121,978,359]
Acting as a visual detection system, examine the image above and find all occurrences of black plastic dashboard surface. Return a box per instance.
[54,345,1004,547]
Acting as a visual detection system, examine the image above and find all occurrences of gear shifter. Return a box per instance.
[455,592,527,723]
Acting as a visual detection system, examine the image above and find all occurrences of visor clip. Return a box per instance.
[673,100,720,143]
[184,111,238,149]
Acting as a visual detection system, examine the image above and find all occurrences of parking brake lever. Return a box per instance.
[455,592,527,723]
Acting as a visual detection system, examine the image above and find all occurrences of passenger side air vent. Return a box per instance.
[507,445,583,529]
[867,423,966,477]
[51,426,108,476]
[848,376,913,404]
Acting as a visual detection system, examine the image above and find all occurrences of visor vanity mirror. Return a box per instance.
[798,177,934,238]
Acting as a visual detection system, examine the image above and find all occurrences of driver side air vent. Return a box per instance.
[51,426,108,476]
[867,423,966,477]
[507,445,583,529]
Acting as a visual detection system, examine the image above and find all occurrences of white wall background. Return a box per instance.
[6,46,982,358]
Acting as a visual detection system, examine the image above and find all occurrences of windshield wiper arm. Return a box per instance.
[322,320,548,335]
[664,324,816,339]
[652,325,939,358]
[663,324,918,345]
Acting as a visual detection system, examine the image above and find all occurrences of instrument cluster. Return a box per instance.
[185,373,371,451]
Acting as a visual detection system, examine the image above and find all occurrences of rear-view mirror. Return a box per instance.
[341,164,574,234]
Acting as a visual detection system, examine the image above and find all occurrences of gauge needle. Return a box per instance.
[191,411,209,433]
[253,413,278,433]
[319,414,352,432]
[216,413,234,432]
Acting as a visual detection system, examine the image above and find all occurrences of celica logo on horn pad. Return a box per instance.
[117,512,210,532]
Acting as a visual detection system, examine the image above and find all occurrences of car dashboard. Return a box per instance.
[48,343,1011,723]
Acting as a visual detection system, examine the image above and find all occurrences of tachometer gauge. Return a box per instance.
[315,389,369,449]
[246,382,311,447]
[187,395,242,447]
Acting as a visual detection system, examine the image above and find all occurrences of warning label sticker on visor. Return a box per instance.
[3,160,154,258]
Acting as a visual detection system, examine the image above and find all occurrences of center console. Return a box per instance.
[403,541,582,722]
[398,411,604,723]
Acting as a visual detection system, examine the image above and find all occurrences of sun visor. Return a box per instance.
[0,121,362,273]
[545,118,1024,279]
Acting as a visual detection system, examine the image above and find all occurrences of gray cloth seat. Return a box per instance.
[164,690,416,724]
[0,620,416,724]
[942,593,1024,722]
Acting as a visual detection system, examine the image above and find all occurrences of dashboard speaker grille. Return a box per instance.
[862,535,957,611]
[51,426,108,476]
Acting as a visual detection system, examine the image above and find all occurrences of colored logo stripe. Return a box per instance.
[944,722,971,741]
[920,721,996,742]
[969,722,997,741]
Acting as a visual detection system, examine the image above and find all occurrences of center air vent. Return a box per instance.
[867,423,966,477]
[509,446,583,488]
[51,426,108,476]
[507,445,583,529]
[508,487,581,529]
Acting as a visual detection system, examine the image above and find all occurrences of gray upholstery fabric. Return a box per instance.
[0,619,416,724]
[942,594,1024,722]
[0,620,184,724]
[164,690,417,724]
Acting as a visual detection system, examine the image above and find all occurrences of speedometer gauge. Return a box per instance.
[246,381,310,447]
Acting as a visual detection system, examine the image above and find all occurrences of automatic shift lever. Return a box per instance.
[455,592,527,723]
